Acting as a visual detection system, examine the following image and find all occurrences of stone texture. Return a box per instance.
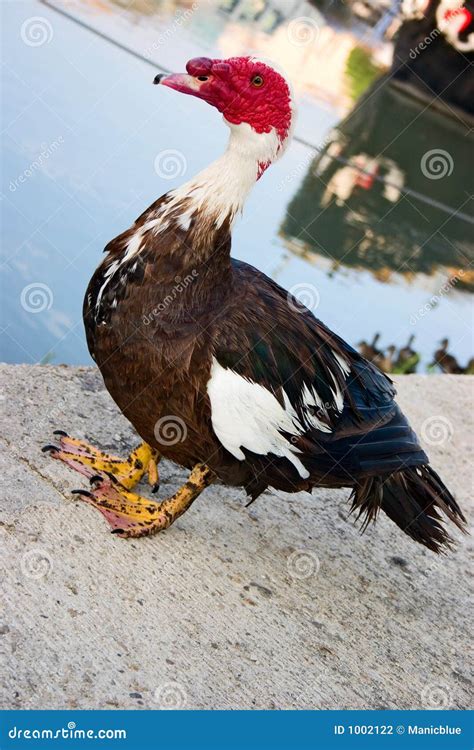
[0,365,472,710]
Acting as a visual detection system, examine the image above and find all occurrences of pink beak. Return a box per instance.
[153,72,204,96]
[154,58,231,111]
[154,57,216,96]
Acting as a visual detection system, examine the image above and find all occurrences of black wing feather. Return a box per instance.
[215,259,395,439]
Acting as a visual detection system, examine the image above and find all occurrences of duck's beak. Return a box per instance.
[154,60,233,113]
[153,72,204,97]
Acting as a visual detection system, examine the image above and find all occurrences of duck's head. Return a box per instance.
[155,56,295,173]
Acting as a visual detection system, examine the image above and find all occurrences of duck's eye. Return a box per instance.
[197,75,209,82]
[251,74,264,87]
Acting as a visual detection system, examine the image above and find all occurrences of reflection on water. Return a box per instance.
[1,0,473,371]
[281,77,474,290]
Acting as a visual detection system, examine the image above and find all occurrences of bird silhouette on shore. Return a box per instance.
[393,334,420,374]
[356,333,383,365]
[431,338,463,374]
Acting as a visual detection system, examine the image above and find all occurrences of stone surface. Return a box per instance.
[0,365,472,710]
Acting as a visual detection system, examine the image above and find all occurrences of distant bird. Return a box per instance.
[378,344,397,374]
[43,56,465,552]
[431,338,463,373]
[357,333,383,365]
[464,357,474,375]
[394,334,420,374]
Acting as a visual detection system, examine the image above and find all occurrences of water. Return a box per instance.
[1,0,473,369]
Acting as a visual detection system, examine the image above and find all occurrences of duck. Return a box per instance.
[431,338,463,373]
[378,344,397,374]
[464,357,474,374]
[356,333,383,365]
[43,56,465,552]
[393,334,420,374]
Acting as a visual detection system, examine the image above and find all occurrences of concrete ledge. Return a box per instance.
[0,365,472,709]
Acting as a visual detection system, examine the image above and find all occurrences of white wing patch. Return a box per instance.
[207,358,309,478]
[208,355,350,476]
[208,358,348,479]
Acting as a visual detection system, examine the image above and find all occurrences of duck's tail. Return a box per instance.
[350,464,466,553]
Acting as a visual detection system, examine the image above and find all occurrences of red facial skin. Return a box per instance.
[443,7,472,32]
[160,56,293,144]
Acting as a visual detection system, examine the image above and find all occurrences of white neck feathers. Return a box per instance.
[163,121,283,229]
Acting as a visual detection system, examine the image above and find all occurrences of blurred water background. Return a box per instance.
[1,0,473,370]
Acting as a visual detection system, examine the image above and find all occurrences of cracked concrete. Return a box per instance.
[0,365,472,710]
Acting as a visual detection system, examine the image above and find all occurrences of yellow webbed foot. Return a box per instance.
[42,432,159,490]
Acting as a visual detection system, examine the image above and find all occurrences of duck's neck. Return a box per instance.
[92,124,285,324]
[164,121,282,232]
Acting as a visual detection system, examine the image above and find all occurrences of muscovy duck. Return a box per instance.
[44,56,465,551]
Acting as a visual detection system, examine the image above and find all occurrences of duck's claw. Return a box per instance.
[42,432,212,539]
[147,457,160,492]
[71,476,164,538]
[41,444,59,454]
[71,489,95,499]
[69,464,214,539]
[89,474,104,485]
[42,433,159,489]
